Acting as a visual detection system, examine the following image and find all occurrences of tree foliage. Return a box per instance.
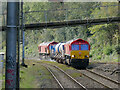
[1,2,119,62]
[23,2,119,61]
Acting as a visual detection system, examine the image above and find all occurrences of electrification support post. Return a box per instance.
[16,2,20,89]
[21,1,25,66]
[5,1,19,89]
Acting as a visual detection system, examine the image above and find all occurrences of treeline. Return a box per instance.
[1,2,120,62]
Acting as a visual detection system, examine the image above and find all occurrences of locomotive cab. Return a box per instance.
[64,39,90,68]
[70,44,90,68]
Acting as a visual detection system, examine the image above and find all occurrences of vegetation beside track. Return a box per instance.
[0,74,3,90]
[20,60,52,88]
[20,59,84,88]
[0,74,2,80]
[37,60,83,78]
[39,60,74,71]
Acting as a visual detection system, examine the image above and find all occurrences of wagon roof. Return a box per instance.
[38,41,57,46]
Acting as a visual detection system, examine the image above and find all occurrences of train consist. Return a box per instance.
[38,39,90,68]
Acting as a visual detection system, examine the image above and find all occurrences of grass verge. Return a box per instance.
[20,60,53,88]
[36,60,82,78]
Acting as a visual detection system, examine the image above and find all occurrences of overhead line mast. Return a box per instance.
[5,1,19,88]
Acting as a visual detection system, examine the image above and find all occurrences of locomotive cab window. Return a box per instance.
[81,44,88,50]
[71,44,79,50]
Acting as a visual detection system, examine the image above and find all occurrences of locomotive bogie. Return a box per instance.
[70,59,89,68]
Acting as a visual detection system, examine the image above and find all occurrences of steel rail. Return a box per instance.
[52,65,87,90]
[78,70,115,90]
[86,69,119,85]
[40,64,64,89]
[46,67,64,89]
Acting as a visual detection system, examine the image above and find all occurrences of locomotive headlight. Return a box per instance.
[85,55,89,57]
[72,55,75,57]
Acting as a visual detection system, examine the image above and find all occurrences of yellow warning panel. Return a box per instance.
[71,50,89,59]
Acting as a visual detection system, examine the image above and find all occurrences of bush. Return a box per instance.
[115,46,120,54]
[89,54,92,57]
[20,70,24,74]
[103,46,113,55]
[90,50,95,55]
[97,55,101,60]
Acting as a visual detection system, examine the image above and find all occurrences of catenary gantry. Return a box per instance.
[1,17,120,31]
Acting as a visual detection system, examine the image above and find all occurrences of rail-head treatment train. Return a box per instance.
[38,38,90,68]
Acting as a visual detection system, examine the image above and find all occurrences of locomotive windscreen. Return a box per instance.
[71,44,89,50]
[81,44,88,50]
[71,44,79,50]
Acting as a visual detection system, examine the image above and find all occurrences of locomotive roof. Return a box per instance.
[65,38,89,44]
[39,41,57,46]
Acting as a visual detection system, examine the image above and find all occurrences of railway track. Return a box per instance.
[40,61,119,89]
[46,67,64,89]
[48,64,119,89]
[86,69,119,84]
[78,69,119,89]
[43,64,87,89]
